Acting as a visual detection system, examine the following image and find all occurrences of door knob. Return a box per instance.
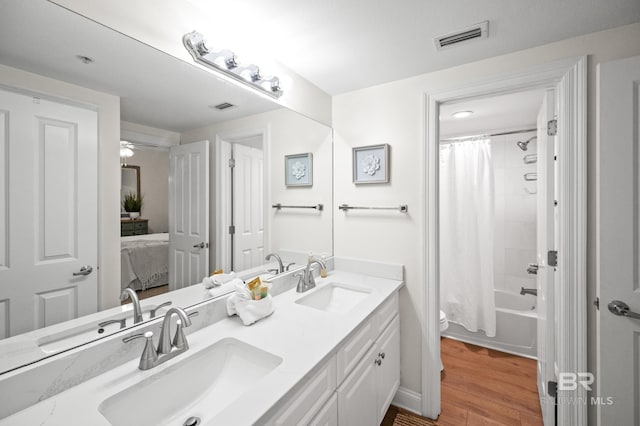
[73,265,93,276]
[193,242,206,249]
[608,300,640,320]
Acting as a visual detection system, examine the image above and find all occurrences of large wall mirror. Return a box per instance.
[0,0,332,373]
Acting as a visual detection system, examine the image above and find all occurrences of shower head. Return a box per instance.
[516,136,537,151]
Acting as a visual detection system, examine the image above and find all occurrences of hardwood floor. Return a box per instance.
[382,337,542,426]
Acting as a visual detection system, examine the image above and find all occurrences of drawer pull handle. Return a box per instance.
[374,358,382,366]
[378,352,385,359]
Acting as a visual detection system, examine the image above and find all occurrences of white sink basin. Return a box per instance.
[295,282,372,313]
[98,338,282,426]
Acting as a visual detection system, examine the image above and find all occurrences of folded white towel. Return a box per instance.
[207,278,245,298]
[202,272,237,289]
[226,289,274,326]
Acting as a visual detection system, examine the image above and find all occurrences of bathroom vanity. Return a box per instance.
[0,259,403,425]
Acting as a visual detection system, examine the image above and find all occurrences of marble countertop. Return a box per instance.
[0,270,403,425]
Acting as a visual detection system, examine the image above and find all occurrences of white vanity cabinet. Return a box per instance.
[259,291,400,426]
[337,314,400,425]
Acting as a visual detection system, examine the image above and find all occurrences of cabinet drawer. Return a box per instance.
[336,319,376,385]
[267,356,337,426]
[121,222,135,231]
[376,292,398,332]
[133,221,147,230]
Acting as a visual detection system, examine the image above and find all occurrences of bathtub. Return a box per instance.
[442,290,538,359]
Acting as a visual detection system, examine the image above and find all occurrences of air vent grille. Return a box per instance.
[211,102,236,110]
[435,21,489,50]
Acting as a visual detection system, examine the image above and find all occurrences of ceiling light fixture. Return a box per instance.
[120,141,135,166]
[452,110,473,119]
[183,31,283,99]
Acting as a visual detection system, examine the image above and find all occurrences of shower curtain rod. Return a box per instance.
[440,127,537,143]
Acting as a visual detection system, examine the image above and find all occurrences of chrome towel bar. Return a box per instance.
[272,203,323,211]
[339,204,408,213]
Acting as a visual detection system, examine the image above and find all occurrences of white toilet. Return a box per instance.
[439,310,449,371]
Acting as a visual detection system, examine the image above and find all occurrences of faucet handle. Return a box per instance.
[98,317,127,331]
[123,331,158,370]
[285,262,296,271]
[172,312,198,350]
[150,301,172,318]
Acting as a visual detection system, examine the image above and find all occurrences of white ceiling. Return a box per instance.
[1,0,638,132]
[440,89,546,138]
[189,0,640,94]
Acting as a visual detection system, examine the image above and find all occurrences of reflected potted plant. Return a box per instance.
[123,192,143,219]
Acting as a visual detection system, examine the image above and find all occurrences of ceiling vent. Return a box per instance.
[211,102,236,111]
[435,21,489,50]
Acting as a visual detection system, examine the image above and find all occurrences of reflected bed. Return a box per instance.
[121,233,169,292]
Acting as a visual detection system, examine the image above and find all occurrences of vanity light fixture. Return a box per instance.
[183,31,283,99]
[452,110,473,119]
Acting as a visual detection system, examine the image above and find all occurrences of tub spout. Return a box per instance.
[520,287,537,296]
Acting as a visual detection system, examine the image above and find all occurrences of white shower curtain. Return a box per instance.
[440,139,496,337]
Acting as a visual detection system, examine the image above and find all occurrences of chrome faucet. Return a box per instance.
[520,287,538,296]
[120,288,143,324]
[296,257,327,293]
[157,307,193,354]
[123,307,198,370]
[265,253,284,274]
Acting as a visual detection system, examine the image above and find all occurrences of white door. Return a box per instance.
[597,55,640,425]
[232,143,264,271]
[536,89,556,425]
[168,141,209,291]
[0,89,98,338]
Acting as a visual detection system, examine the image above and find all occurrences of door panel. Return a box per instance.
[233,143,264,271]
[597,55,640,425]
[169,141,209,291]
[0,88,98,337]
[536,89,556,426]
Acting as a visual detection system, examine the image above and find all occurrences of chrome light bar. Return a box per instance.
[183,31,283,99]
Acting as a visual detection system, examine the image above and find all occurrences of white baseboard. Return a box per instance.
[392,386,422,415]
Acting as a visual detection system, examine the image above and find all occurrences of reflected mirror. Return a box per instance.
[0,0,332,373]
[120,165,140,214]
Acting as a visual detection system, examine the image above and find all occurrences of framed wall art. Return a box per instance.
[285,153,313,187]
[352,143,389,184]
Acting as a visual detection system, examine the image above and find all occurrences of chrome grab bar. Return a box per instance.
[608,300,640,320]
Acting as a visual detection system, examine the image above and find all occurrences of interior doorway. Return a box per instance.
[422,57,587,424]
[437,87,556,425]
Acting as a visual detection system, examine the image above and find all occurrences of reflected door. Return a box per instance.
[0,88,98,338]
[232,143,264,271]
[168,141,209,290]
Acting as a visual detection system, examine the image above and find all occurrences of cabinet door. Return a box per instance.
[375,315,400,424]
[337,345,377,426]
[310,393,338,426]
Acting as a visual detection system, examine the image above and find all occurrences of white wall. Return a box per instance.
[493,132,538,295]
[332,23,640,412]
[126,148,169,233]
[181,108,333,270]
[0,64,121,311]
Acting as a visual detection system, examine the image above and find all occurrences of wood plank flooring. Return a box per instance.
[382,337,542,426]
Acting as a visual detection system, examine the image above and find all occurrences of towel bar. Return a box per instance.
[272,203,323,211]
[339,204,408,213]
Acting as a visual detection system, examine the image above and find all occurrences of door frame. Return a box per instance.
[421,57,587,424]
[215,127,269,272]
